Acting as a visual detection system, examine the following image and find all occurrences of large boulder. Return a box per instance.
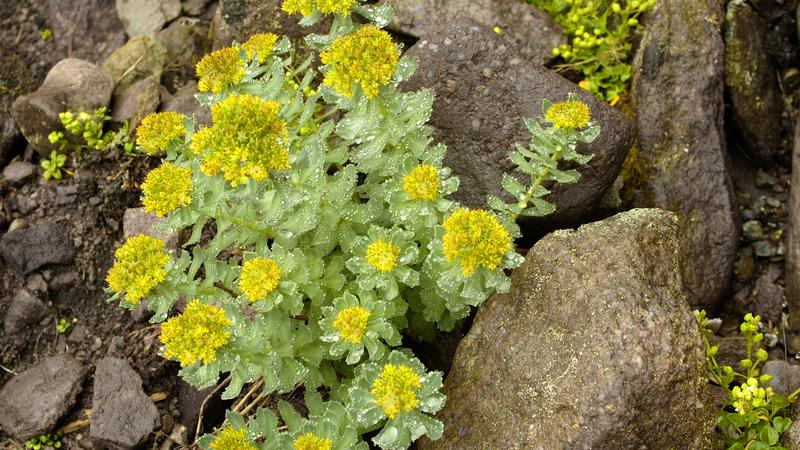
[629,0,736,311]
[0,355,87,441]
[90,357,159,449]
[403,22,635,229]
[724,0,783,165]
[388,0,565,66]
[419,209,718,450]
[115,0,182,37]
[0,44,36,159]
[11,58,115,156]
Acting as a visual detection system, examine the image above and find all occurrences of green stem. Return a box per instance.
[513,145,562,220]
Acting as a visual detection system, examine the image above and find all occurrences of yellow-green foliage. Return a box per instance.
[529,0,654,104]
[106,235,169,305]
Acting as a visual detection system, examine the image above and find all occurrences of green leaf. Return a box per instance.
[760,425,779,445]
[773,416,792,433]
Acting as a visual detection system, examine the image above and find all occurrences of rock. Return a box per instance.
[2,161,37,186]
[0,355,87,441]
[629,0,736,311]
[419,209,718,450]
[11,59,115,157]
[116,0,182,37]
[35,0,127,64]
[111,76,161,131]
[91,357,159,449]
[0,44,36,159]
[403,22,635,229]
[160,81,211,127]
[123,207,182,249]
[743,220,766,241]
[183,0,212,15]
[3,289,48,335]
[724,0,783,165]
[102,35,168,93]
[788,119,800,328]
[751,265,785,324]
[389,0,565,66]
[783,399,800,448]
[55,184,80,205]
[0,222,77,274]
[178,380,222,439]
[157,18,212,90]
[763,361,800,396]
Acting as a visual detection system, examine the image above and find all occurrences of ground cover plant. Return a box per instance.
[528,0,655,104]
[104,0,598,447]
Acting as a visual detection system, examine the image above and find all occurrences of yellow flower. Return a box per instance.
[136,112,187,154]
[106,235,170,305]
[370,364,421,419]
[210,426,255,450]
[242,33,279,62]
[282,0,354,16]
[442,209,512,276]
[189,93,289,186]
[320,26,399,99]
[239,257,282,302]
[544,100,591,130]
[141,163,192,217]
[402,165,440,201]
[366,239,400,272]
[333,306,370,344]
[293,433,332,450]
[160,300,231,367]
[196,47,246,93]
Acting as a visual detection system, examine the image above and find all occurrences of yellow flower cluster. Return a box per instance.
[160,300,231,367]
[293,433,332,450]
[732,377,772,415]
[320,26,399,99]
[106,235,170,305]
[402,165,440,201]
[282,0,354,16]
[141,163,192,217]
[333,306,370,344]
[442,209,512,276]
[239,257,282,302]
[196,47,246,93]
[545,100,591,130]
[366,239,400,272]
[136,112,187,154]
[371,364,421,419]
[210,426,256,450]
[190,93,289,186]
[242,33,278,62]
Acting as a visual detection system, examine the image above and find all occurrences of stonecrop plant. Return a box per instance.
[105,0,600,448]
[528,0,655,104]
[696,311,800,450]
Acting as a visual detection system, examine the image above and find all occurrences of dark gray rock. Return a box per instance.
[788,119,800,329]
[4,289,48,335]
[90,357,159,449]
[763,360,800,397]
[2,161,37,186]
[178,380,221,439]
[0,44,36,159]
[0,355,87,441]
[157,18,212,89]
[35,0,127,64]
[11,58,115,157]
[419,209,719,450]
[115,0,182,37]
[751,265,785,324]
[1,222,76,274]
[111,76,161,131]
[403,22,635,229]
[102,35,167,94]
[389,0,565,66]
[629,0,736,311]
[724,0,782,165]
[160,82,211,128]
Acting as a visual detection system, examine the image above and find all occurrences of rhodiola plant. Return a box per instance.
[104,0,600,447]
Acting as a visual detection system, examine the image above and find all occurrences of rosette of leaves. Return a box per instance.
[345,226,419,300]
[320,290,402,364]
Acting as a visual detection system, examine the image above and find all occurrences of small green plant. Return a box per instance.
[527,0,654,104]
[695,311,800,450]
[25,432,62,449]
[41,150,68,181]
[56,318,71,334]
[39,28,53,41]
[104,0,599,448]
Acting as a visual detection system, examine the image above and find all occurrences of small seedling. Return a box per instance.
[25,432,62,449]
[56,318,71,334]
[39,28,53,41]
[41,150,67,181]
